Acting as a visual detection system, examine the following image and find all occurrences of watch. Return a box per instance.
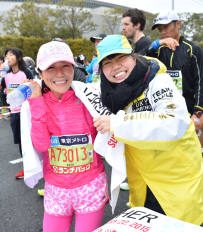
[194,111,203,118]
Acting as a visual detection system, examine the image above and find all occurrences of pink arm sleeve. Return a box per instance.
[28,97,51,152]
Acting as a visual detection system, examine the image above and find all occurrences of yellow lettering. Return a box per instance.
[140,113,147,119]
[124,115,129,121]
[166,113,175,117]
[148,112,156,119]
[167,103,176,111]
[159,114,167,120]
[130,114,136,120]
[136,113,139,120]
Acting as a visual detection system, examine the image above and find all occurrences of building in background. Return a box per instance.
[0,0,130,38]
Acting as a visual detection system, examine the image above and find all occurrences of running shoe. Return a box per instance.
[126,202,130,208]
[15,169,24,178]
[38,189,45,196]
[120,182,130,190]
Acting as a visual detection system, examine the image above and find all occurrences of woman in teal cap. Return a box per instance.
[93,34,203,226]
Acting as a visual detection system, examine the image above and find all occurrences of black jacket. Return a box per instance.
[73,63,88,83]
[140,35,203,115]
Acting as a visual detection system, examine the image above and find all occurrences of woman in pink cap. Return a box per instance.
[24,39,109,232]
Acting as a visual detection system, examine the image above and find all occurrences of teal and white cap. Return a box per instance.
[96,35,133,64]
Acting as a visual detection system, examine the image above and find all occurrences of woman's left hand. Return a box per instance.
[93,116,111,134]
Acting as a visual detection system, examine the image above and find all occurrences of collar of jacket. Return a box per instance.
[43,88,75,102]
[178,35,183,43]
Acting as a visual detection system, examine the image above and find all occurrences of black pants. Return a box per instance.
[144,186,166,215]
[10,113,21,144]
[145,186,203,227]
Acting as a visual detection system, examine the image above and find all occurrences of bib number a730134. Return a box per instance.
[48,133,94,174]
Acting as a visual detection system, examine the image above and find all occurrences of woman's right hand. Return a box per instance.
[21,79,42,99]
[0,64,6,72]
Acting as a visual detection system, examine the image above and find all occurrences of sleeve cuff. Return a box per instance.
[28,97,47,119]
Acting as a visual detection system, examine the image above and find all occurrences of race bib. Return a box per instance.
[166,70,182,94]
[48,133,94,175]
[8,83,20,94]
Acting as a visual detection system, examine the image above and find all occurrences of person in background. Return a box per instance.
[0,47,33,178]
[75,53,88,80]
[85,33,107,87]
[0,55,11,119]
[94,34,203,226]
[86,54,97,84]
[123,8,152,53]
[0,55,5,107]
[139,10,203,147]
[92,53,97,60]
[23,56,39,79]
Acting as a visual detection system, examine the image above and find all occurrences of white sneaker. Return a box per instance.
[126,202,130,208]
[120,182,129,190]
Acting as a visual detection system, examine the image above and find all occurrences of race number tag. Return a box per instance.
[48,133,94,175]
[94,207,202,232]
[8,83,20,94]
[166,70,182,94]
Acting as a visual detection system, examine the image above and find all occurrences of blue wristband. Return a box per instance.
[151,40,161,50]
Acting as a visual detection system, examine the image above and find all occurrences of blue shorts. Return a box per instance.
[10,113,21,144]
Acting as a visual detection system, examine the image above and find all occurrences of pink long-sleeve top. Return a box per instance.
[28,89,105,189]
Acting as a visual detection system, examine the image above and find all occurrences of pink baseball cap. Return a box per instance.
[37,41,77,71]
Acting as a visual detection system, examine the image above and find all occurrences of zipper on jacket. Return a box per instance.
[170,52,174,67]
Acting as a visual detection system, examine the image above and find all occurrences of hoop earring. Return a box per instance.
[44,88,49,93]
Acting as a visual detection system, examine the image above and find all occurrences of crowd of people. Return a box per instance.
[0,7,203,232]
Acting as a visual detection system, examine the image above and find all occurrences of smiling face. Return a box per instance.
[157,21,181,41]
[40,61,74,99]
[101,54,136,83]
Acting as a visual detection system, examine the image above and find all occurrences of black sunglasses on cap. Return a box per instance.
[52,38,64,42]
[52,38,69,46]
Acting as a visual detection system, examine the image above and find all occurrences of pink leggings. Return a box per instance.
[43,205,105,232]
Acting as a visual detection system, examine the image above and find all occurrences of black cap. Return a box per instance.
[90,34,107,42]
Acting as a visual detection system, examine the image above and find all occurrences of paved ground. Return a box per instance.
[0,117,129,232]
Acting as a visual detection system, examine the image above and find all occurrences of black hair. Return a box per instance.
[38,68,42,74]
[173,20,178,26]
[0,55,5,62]
[5,47,27,73]
[93,53,97,57]
[123,8,146,31]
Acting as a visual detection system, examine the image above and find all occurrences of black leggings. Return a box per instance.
[19,144,22,157]
[144,186,166,215]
